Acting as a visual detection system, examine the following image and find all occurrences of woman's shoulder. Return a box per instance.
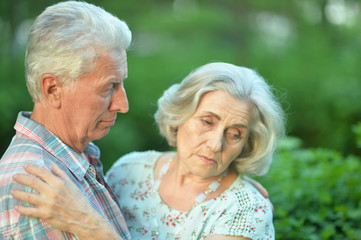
[114,150,162,166]
[208,176,274,238]
[225,176,272,211]
[105,150,163,176]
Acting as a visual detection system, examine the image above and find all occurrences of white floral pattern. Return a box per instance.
[106,151,275,240]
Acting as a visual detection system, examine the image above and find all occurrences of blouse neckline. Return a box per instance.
[151,152,242,214]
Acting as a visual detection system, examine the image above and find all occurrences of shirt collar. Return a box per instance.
[14,111,100,181]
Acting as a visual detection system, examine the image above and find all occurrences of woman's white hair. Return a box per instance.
[25,1,132,102]
[155,62,285,176]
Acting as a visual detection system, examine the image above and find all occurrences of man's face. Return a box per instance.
[61,49,128,145]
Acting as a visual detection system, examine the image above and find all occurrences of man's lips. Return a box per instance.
[101,115,117,126]
[100,119,116,126]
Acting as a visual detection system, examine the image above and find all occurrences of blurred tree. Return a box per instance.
[0,0,360,172]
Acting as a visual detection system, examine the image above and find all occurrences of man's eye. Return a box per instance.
[105,83,118,92]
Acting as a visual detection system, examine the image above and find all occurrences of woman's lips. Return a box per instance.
[199,155,216,165]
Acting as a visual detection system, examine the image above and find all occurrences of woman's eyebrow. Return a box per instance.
[232,123,248,129]
[203,111,249,129]
[203,111,220,120]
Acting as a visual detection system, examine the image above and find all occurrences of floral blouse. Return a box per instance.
[105,151,274,240]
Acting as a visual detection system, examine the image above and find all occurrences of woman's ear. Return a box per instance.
[171,126,178,133]
[40,73,62,108]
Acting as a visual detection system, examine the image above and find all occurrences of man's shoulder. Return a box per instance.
[0,137,46,223]
[1,137,44,163]
[0,137,52,177]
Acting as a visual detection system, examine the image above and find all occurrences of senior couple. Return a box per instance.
[0,1,285,240]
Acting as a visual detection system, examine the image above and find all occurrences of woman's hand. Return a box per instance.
[205,235,252,240]
[244,176,274,212]
[10,164,122,240]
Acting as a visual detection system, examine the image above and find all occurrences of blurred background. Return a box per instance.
[1,0,361,239]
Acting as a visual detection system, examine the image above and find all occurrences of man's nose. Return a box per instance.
[110,85,129,113]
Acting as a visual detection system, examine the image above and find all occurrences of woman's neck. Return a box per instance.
[156,153,238,211]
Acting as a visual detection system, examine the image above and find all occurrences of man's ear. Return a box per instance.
[40,73,62,108]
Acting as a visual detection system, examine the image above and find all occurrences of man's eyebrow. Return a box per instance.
[107,75,124,83]
[109,80,121,83]
[103,80,120,87]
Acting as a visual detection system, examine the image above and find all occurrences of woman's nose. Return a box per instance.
[207,130,224,152]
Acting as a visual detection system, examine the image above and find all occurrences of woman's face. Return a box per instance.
[175,90,252,178]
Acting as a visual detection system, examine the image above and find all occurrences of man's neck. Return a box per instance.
[31,103,87,155]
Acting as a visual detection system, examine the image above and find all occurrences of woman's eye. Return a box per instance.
[226,128,242,142]
[203,120,212,125]
[200,117,213,126]
[231,133,241,139]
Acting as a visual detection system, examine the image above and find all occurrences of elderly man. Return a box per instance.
[0,1,131,239]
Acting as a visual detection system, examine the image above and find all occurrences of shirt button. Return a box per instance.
[88,165,95,174]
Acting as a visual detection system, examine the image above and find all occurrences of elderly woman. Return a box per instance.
[11,62,285,240]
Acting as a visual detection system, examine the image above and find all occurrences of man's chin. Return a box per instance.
[92,127,111,141]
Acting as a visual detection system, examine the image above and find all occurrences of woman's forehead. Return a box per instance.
[195,90,252,125]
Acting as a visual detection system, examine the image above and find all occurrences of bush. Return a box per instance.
[352,122,361,149]
[254,136,361,239]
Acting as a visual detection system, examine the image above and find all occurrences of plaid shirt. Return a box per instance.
[0,112,130,240]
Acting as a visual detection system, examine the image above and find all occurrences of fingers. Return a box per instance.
[51,163,69,179]
[10,190,55,221]
[243,176,274,212]
[12,172,48,193]
[10,189,41,206]
[10,188,52,219]
[23,165,60,185]
[14,204,43,219]
[267,198,274,212]
[12,165,68,207]
[254,181,269,199]
[244,176,269,198]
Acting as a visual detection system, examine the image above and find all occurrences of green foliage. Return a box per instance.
[352,122,361,148]
[255,137,361,239]
[1,2,360,238]
[2,0,361,164]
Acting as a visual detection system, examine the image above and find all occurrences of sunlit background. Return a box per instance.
[1,0,360,238]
